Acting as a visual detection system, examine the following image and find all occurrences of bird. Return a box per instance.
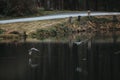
[73,39,89,45]
[73,42,82,45]
[28,47,39,55]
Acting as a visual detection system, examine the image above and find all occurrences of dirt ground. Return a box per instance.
[0,19,67,34]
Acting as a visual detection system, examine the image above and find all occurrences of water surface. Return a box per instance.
[0,31,120,80]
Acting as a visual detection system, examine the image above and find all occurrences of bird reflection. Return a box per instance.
[76,67,88,75]
[114,50,120,54]
[29,58,39,68]
[76,67,82,72]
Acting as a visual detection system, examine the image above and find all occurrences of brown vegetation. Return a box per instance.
[0,15,120,41]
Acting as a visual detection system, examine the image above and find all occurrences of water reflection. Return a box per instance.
[0,31,120,80]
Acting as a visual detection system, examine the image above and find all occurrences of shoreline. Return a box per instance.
[0,15,120,41]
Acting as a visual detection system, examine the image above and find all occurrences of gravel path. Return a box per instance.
[0,11,120,24]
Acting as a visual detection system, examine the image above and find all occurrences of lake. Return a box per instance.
[0,31,120,80]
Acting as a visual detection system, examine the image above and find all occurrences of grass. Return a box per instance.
[0,34,20,40]
[0,15,120,42]
[31,22,72,40]
[0,18,67,34]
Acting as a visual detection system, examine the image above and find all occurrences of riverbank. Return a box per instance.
[29,15,120,39]
[0,15,120,42]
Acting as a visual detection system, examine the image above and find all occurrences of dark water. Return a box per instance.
[0,32,120,80]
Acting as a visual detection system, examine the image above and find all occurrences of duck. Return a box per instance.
[28,47,39,55]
